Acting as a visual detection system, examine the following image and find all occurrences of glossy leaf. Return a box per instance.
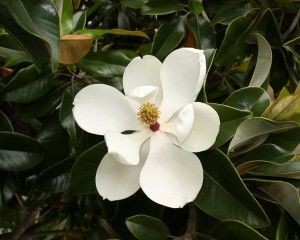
[229,118,298,155]
[141,0,185,15]
[249,179,300,225]
[152,17,186,60]
[0,132,44,172]
[276,212,299,240]
[249,9,282,47]
[70,142,107,194]
[249,34,272,88]
[4,0,60,72]
[0,111,13,131]
[72,10,86,32]
[195,149,270,228]
[284,37,300,64]
[0,46,31,67]
[209,1,250,25]
[211,220,268,240]
[209,103,252,148]
[223,87,271,117]
[75,28,149,39]
[188,0,203,14]
[55,0,74,35]
[186,15,216,49]
[59,86,77,146]
[215,16,251,66]
[0,3,51,73]
[126,215,169,240]
[0,65,56,103]
[122,0,145,9]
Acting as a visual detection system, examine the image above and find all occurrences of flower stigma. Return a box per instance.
[137,102,160,131]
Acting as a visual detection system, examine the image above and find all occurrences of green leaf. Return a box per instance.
[223,87,271,117]
[75,28,149,39]
[79,51,131,84]
[72,11,86,32]
[0,65,56,103]
[249,8,282,47]
[209,103,252,148]
[0,46,31,67]
[215,16,251,66]
[209,1,250,25]
[0,111,13,131]
[229,118,298,156]
[141,0,185,15]
[186,15,216,49]
[55,0,74,35]
[151,17,186,60]
[0,132,44,172]
[235,144,294,174]
[188,0,203,14]
[36,158,73,193]
[0,3,51,73]
[122,0,145,9]
[249,34,272,88]
[194,149,270,228]
[4,0,60,72]
[283,36,300,64]
[59,86,77,146]
[126,215,169,240]
[248,179,300,225]
[276,212,299,240]
[70,142,107,194]
[211,220,268,240]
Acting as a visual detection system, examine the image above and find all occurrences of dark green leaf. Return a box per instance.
[276,212,299,240]
[126,215,169,240]
[229,118,298,156]
[122,0,145,9]
[141,0,185,15]
[0,46,31,67]
[4,0,60,72]
[211,220,268,240]
[152,17,186,60]
[56,0,74,35]
[0,3,51,73]
[209,103,252,148]
[72,11,87,32]
[0,131,44,172]
[209,1,250,25]
[0,65,56,103]
[215,16,251,66]
[70,142,107,194]
[248,179,300,225]
[223,87,271,117]
[195,149,270,228]
[188,0,203,14]
[75,28,149,39]
[59,86,77,146]
[284,37,300,64]
[0,111,13,131]
[249,8,282,47]
[186,15,216,49]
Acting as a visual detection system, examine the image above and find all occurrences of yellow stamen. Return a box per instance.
[137,102,160,125]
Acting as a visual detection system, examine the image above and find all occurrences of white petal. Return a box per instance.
[73,84,140,135]
[140,133,203,208]
[96,153,144,201]
[123,55,162,103]
[160,104,194,143]
[176,103,220,152]
[128,86,159,104]
[105,130,150,165]
[160,48,206,121]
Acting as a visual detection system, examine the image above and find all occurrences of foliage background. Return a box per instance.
[0,0,300,239]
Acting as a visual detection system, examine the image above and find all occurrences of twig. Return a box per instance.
[175,205,197,240]
[1,206,42,240]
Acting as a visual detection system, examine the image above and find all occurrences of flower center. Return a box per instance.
[137,102,160,126]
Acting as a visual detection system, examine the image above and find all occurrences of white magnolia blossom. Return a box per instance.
[73,48,220,208]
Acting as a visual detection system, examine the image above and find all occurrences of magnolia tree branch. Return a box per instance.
[175,204,197,240]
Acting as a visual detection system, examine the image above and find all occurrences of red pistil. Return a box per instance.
[150,122,160,132]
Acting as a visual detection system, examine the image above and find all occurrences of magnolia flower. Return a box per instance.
[73,48,220,208]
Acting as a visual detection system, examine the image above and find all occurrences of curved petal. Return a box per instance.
[123,55,162,103]
[140,133,203,208]
[73,84,140,135]
[128,86,159,104]
[175,102,220,152]
[96,153,144,201]
[105,130,151,165]
[160,48,206,121]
